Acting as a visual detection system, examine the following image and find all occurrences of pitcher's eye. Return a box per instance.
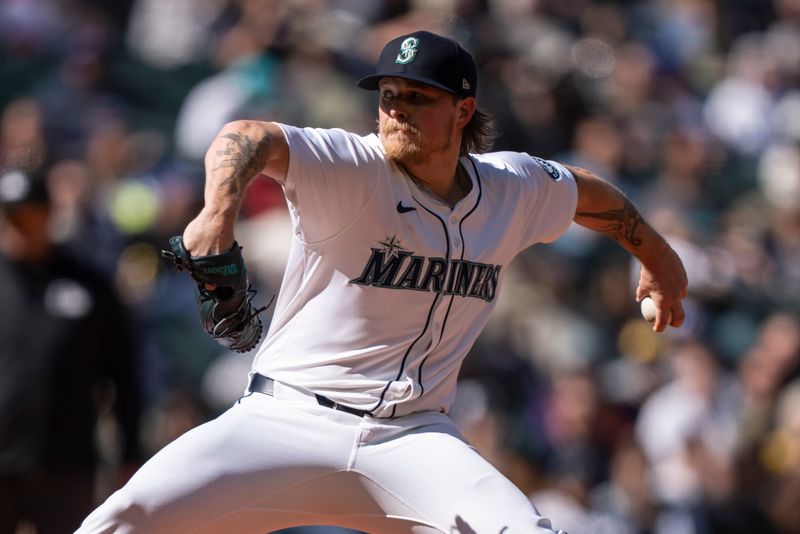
[408,91,432,104]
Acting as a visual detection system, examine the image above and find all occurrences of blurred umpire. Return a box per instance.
[0,167,142,533]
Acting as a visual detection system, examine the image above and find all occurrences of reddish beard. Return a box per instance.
[380,120,423,163]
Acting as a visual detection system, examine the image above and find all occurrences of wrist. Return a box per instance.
[183,209,237,256]
[199,203,239,224]
[635,229,671,268]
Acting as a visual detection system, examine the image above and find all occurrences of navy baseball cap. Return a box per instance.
[358,31,477,99]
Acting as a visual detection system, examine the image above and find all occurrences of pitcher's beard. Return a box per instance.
[380,122,423,163]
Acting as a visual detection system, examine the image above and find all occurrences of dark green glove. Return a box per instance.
[162,236,266,353]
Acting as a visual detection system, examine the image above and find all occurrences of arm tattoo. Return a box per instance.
[213,132,272,195]
[576,198,644,247]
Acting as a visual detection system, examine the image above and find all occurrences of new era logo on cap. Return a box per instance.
[358,31,477,99]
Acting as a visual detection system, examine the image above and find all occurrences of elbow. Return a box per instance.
[569,166,604,217]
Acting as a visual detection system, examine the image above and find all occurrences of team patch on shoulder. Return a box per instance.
[533,157,561,181]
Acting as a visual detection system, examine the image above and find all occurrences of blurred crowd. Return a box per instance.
[1,0,799,533]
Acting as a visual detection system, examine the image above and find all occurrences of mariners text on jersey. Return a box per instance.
[350,247,502,302]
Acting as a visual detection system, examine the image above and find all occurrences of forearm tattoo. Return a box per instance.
[213,132,272,195]
[576,198,644,247]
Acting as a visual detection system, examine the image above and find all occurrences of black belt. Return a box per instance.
[248,373,370,418]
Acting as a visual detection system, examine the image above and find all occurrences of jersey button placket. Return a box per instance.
[449,215,461,251]
[432,214,457,339]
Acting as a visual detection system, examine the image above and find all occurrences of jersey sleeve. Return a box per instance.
[276,124,381,243]
[498,152,578,248]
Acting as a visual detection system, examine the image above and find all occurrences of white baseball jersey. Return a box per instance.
[76,125,576,534]
[253,125,577,418]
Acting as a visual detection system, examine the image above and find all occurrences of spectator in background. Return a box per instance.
[636,341,739,507]
[0,167,142,533]
[0,98,47,172]
[764,378,800,533]
[589,435,655,534]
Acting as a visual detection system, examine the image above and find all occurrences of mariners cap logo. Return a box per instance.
[395,37,419,64]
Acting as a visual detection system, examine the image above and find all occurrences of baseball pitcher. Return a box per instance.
[76,31,687,533]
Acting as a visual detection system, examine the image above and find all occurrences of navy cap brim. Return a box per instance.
[357,72,457,95]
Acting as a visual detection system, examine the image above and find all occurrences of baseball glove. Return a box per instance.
[161,236,267,353]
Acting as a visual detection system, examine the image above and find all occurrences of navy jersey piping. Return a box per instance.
[416,156,484,398]
[369,197,451,416]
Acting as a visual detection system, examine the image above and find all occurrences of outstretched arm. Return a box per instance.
[183,120,289,255]
[566,164,688,332]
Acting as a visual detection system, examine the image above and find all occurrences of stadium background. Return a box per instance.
[1,0,800,532]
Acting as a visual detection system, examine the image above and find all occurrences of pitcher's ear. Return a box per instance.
[457,97,476,127]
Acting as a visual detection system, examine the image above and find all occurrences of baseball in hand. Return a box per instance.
[640,297,657,322]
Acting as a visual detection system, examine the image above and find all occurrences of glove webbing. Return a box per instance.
[200,285,271,339]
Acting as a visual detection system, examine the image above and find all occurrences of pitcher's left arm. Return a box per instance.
[567,164,688,332]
